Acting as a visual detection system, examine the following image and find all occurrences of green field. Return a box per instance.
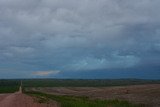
[22,79,160,87]
[0,79,160,93]
[0,79,20,93]
[26,91,144,107]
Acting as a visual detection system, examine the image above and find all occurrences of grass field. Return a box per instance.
[0,79,159,93]
[0,86,19,93]
[22,79,160,87]
[25,84,160,107]
[0,79,20,93]
[23,79,160,107]
[26,91,143,107]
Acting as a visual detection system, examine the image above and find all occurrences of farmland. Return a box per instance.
[26,91,142,107]
[25,84,160,107]
[0,79,160,107]
[23,79,160,107]
[0,79,19,93]
[22,79,160,87]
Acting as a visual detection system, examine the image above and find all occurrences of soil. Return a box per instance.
[32,84,160,107]
[0,87,58,107]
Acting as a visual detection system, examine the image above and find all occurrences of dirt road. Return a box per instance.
[0,86,57,107]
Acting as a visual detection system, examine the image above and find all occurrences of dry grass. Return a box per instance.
[28,84,160,107]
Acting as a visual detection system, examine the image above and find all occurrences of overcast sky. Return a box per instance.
[0,0,160,79]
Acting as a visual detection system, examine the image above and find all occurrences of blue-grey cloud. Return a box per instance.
[0,0,160,78]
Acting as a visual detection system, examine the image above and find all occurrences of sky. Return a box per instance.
[0,0,160,79]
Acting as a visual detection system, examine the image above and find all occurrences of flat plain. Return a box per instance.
[27,84,160,107]
[0,79,160,107]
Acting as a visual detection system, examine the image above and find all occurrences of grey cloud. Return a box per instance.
[0,0,160,78]
[64,53,140,71]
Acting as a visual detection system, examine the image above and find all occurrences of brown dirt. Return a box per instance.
[32,84,160,107]
[0,87,58,107]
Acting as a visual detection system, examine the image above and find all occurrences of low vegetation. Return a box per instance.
[0,86,19,93]
[0,79,20,93]
[22,79,160,87]
[25,91,144,107]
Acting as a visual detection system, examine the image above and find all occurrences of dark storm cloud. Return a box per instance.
[0,0,160,78]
